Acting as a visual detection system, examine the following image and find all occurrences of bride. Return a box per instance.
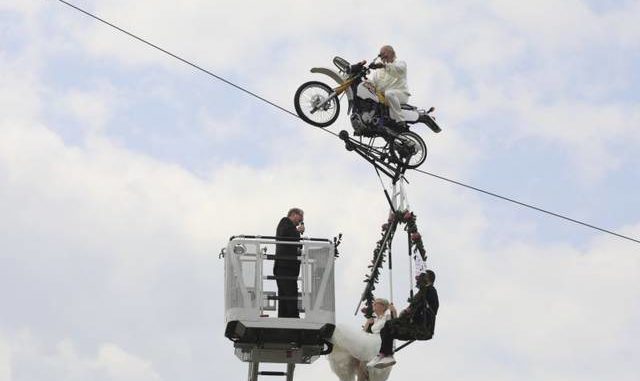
[327,299,396,381]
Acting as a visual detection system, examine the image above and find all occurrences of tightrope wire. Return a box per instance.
[54,0,640,246]
[414,169,640,245]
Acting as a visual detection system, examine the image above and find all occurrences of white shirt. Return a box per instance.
[369,310,392,334]
[372,60,409,95]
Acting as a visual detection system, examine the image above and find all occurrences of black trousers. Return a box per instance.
[379,320,397,355]
[275,268,299,318]
[379,317,431,355]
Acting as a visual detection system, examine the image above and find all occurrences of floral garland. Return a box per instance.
[361,209,427,318]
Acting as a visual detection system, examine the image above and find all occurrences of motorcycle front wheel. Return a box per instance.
[294,81,340,127]
[389,131,427,169]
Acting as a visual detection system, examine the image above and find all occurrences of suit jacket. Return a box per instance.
[273,217,301,274]
[409,284,439,330]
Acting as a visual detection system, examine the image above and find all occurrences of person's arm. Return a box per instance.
[349,60,367,73]
[363,318,374,332]
[278,219,300,240]
[408,285,427,312]
[388,303,397,319]
[384,60,406,77]
[426,287,439,315]
[370,315,388,334]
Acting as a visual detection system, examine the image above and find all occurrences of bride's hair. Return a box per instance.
[373,298,390,310]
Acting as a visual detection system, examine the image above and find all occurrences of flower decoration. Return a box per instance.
[361,208,428,318]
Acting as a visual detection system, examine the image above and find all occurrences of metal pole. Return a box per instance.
[286,363,295,381]
[248,362,259,381]
[408,231,414,299]
[388,238,394,305]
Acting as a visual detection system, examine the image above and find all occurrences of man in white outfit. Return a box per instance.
[370,45,410,129]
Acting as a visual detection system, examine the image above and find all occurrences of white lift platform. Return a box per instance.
[223,235,336,381]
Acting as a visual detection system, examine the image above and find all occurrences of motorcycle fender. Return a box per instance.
[311,67,354,105]
[310,67,345,85]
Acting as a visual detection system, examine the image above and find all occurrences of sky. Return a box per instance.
[1,1,639,380]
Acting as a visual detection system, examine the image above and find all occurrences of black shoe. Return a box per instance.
[418,113,441,133]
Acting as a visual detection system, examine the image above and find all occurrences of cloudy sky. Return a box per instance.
[1,1,639,380]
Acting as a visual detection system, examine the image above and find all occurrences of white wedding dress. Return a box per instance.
[327,312,393,381]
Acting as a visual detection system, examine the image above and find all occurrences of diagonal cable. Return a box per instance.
[55,0,299,118]
[55,0,640,246]
[414,168,640,245]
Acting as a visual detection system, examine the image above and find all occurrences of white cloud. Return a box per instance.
[1,2,639,381]
[0,0,42,14]
[59,83,119,134]
[2,110,639,380]
[0,336,10,381]
[2,333,162,381]
[95,343,162,381]
[0,55,41,125]
[31,0,638,181]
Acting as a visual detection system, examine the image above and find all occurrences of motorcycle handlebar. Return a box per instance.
[349,56,381,75]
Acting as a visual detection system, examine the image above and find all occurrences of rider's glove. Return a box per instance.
[369,63,385,69]
[349,63,365,74]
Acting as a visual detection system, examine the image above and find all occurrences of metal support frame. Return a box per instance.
[354,162,413,315]
[407,230,414,299]
[388,239,394,305]
[386,171,410,307]
[351,159,429,355]
[354,218,400,315]
[390,178,410,212]
[338,130,408,182]
[247,362,295,381]
[393,339,415,353]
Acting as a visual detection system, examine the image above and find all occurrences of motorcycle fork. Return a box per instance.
[333,80,352,95]
[311,80,352,114]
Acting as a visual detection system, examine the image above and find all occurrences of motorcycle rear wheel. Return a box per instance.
[294,81,340,127]
[389,131,427,169]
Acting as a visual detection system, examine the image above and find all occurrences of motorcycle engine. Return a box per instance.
[350,114,366,133]
[361,110,375,124]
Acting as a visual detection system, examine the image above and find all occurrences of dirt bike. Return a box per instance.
[293,56,441,169]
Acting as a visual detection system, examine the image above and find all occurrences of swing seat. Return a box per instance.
[395,329,432,341]
[413,331,433,341]
[392,329,434,354]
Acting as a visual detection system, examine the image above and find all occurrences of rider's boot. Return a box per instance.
[418,111,441,133]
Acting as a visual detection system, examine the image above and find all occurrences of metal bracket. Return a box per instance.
[338,130,408,182]
[391,177,410,212]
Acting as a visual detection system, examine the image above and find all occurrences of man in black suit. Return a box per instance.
[368,269,439,368]
[274,208,305,318]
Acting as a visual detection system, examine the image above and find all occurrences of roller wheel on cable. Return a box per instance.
[294,81,340,127]
[389,131,427,169]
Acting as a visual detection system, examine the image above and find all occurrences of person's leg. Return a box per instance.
[276,277,287,317]
[280,277,299,318]
[289,277,300,318]
[367,321,397,368]
[384,90,408,122]
[373,321,398,368]
[385,91,402,122]
[379,322,395,356]
[276,266,293,318]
